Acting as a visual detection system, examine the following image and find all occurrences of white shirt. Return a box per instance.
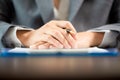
[54,0,69,20]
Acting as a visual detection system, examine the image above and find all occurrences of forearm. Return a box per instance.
[2,26,24,48]
[2,25,34,48]
[88,24,120,48]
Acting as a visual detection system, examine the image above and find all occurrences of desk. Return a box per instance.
[0,56,120,79]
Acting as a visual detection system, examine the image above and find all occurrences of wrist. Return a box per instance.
[91,32,104,47]
[17,30,35,47]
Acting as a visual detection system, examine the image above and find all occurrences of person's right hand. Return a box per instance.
[17,20,77,49]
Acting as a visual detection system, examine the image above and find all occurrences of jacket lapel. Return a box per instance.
[35,0,54,23]
[69,0,84,21]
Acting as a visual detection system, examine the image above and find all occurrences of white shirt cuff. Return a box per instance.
[3,26,33,48]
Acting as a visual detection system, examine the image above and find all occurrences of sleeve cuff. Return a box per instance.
[2,26,33,48]
[87,30,119,48]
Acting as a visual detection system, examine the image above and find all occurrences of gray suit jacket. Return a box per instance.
[0,0,120,48]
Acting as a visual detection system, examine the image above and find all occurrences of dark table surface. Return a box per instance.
[0,56,120,79]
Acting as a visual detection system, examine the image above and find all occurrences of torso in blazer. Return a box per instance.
[0,0,120,48]
[10,0,118,31]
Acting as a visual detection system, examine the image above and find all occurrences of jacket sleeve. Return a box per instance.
[0,0,16,48]
[90,0,120,48]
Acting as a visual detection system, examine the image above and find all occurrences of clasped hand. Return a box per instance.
[17,20,104,49]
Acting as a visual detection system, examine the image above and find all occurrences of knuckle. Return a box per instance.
[45,23,51,27]
[50,20,56,23]
[46,20,57,26]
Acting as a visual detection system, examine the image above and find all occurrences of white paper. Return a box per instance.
[8,47,110,54]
